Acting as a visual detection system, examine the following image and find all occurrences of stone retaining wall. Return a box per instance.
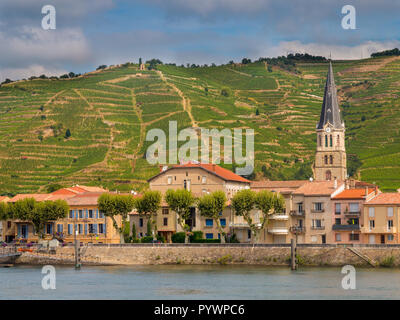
[14,245,400,267]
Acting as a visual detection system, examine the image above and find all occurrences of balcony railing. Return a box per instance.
[289,226,306,233]
[332,224,360,231]
[311,225,325,230]
[344,210,361,216]
[269,213,289,220]
[290,210,305,217]
[311,209,325,213]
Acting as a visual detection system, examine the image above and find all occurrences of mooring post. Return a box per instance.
[291,238,297,270]
[74,229,81,269]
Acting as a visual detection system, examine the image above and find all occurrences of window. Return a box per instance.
[7,221,11,229]
[220,218,226,227]
[298,203,303,213]
[318,135,322,147]
[99,211,104,218]
[349,203,359,213]
[69,210,74,218]
[139,218,143,227]
[335,233,341,241]
[183,179,191,191]
[330,135,333,147]
[388,234,394,241]
[167,176,172,185]
[46,224,52,234]
[206,233,213,239]
[57,224,63,233]
[205,219,213,227]
[325,135,328,147]
[163,218,168,226]
[247,230,251,239]
[388,207,394,217]
[349,234,360,241]
[79,210,83,219]
[68,224,73,235]
[335,218,341,225]
[162,208,169,215]
[202,176,207,184]
[337,135,340,146]
[329,155,333,164]
[98,224,104,234]
[312,219,322,228]
[314,203,323,212]
[388,220,394,230]
[369,220,375,229]
[78,224,83,234]
[89,210,93,219]
[324,155,328,164]
[89,224,94,234]
[369,207,375,217]
[326,170,331,180]
[335,203,341,214]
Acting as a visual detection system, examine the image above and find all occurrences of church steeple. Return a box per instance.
[314,61,347,182]
[317,61,344,130]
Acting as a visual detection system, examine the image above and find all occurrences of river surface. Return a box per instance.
[1,265,399,299]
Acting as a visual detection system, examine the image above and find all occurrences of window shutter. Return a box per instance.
[17,225,21,237]
[85,224,88,235]
[96,209,99,219]
[94,224,98,234]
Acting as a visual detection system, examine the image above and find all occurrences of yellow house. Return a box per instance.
[3,186,122,244]
[362,193,400,244]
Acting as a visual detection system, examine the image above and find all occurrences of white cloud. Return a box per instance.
[0,65,67,82]
[264,40,400,60]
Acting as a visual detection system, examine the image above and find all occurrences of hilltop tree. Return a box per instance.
[165,189,195,243]
[197,191,227,243]
[254,190,285,243]
[65,128,71,139]
[134,190,162,241]
[98,193,135,243]
[10,198,68,239]
[231,189,256,243]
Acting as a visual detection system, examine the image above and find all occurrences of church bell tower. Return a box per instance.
[314,61,347,181]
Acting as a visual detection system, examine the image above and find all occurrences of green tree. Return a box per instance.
[10,198,68,239]
[231,189,257,243]
[131,222,137,241]
[197,191,227,243]
[45,183,64,193]
[98,193,135,243]
[165,189,195,243]
[134,190,161,241]
[65,128,71,139]
[254,190,286,243]
[0,202,9,221]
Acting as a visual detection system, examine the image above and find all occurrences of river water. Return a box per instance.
[1,265,399,299]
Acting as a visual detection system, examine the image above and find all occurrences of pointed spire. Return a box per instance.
[317,61,344,130]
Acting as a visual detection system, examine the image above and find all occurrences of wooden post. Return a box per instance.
[291,238,297,270]
[74,228,81,269]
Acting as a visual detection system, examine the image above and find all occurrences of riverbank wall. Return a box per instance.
[13,244,400,267]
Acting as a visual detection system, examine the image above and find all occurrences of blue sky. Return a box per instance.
[0,0,400,81]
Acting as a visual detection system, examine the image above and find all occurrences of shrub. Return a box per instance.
[191,239,221,243]
[218,254,233,265]
[140,236,154,243]
[190,231,203,242]
[380,255,395,268]
[172,232,186,243]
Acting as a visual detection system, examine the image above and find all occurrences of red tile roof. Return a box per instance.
[251,180,308,193]
[148,163,250,183]
[333,188,375,200]
[366,193,400,205]
[293,180,343,196]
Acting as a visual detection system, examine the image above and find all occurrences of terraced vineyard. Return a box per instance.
[1,56,400,194]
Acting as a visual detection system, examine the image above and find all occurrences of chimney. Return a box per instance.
[212,164,216,172]
[375,186,378,195]
[159,165,163,172]
[365,187,368,196]
[350,179,355,189]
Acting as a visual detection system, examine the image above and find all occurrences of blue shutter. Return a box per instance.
[96,209,99,219]
[85,224,87,235]
[94,224,98,234]
[43,225,46,234]
[17,225,21,237]
[85,209,88,218]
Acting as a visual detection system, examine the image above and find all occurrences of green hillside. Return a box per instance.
[1,56,400,194]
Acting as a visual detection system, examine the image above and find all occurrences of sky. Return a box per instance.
[0,0,400,81]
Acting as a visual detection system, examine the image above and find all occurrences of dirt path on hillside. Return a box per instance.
[339,56,400,75]
[156,70,197,128]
